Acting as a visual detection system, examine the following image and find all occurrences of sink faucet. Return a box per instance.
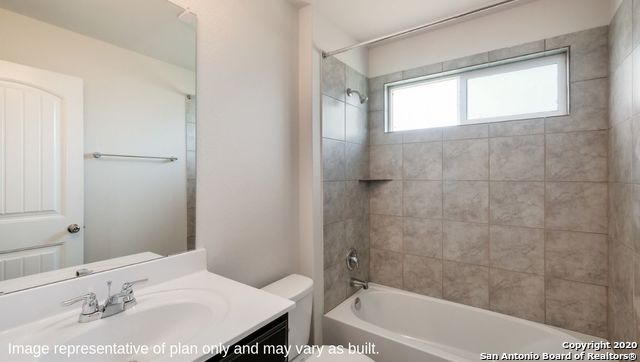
[62,279,148,323]
[350,277,369,290]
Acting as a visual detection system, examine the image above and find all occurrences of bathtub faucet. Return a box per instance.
[350,278,369,290]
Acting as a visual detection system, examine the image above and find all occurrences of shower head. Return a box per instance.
[346,88,368,104]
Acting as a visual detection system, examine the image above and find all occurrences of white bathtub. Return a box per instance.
[324,284,613,362]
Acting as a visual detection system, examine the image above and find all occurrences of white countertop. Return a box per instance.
[0,250,295,361]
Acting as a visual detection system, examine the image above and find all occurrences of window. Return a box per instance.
[385,50,568,132]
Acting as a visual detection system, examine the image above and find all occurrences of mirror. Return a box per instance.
[0,0,196,294]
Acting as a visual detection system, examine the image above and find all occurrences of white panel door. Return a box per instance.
[0,60,83,278]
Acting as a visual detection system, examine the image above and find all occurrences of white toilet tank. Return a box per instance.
[262,274,313,361]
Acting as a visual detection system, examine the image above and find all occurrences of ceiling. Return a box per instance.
[309,0,521,42]
[0,0,195,70]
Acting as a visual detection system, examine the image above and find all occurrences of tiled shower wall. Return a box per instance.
[608,0,640,343]
[367,27,610,338]
[322,57,370,312]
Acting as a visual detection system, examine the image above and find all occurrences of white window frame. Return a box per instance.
[384,48,570,132]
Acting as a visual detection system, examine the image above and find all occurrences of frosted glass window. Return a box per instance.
[385,50,568,132]
[467,64,559,120]
[389,77,459,131]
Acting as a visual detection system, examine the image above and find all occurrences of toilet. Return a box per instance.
[262,274,374,362]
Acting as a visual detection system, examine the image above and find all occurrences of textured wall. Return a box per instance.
[322,56,370,312]
[608,0,640,344]
[367,27,610,338]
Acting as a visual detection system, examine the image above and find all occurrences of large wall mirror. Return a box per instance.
[0,0,196,294]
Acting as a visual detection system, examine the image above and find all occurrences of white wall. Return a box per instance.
[0,8,194,262]
[169,0,301,288]
[369,0,613,77]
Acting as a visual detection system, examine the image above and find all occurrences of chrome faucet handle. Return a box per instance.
[61,292,100,315]
[346,248,359,271]
[119,278,148,308]
[121,278,148,292]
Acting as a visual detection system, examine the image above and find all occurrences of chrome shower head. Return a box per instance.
[346,88,368,104]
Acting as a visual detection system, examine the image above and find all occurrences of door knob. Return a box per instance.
[67,224,81,234]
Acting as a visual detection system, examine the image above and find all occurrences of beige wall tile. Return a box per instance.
[403,181,443,219]
[490,269,545,322]
[345,181,368,218]
[489,119,544,137]
[324,221,345,269]
[488,40,545,62]
[490,225,544,275]
[403,218,443,258]
[609,241,636,341]
[322,95,345,140]
[369,180,403,216]
[403,142,442,180]
[610,120,633,183]
[546,131,608,182]
[634,256,640,341]
[443,261,489,308]
[444,139,489,180]
[443,221,489,266]
[490,181,544,228]
[546,230,608,285]
[323,139,345,181]
[443,53,489,71]
[402,63,443,79]
[402,127,443,143]
[633,117,640,183]
[546,26,608,82]
[346,104,368,145]
[609,183,634,248]
[633,49,640,116]
[345,142,368,180]
[443,124,488,140]
[634,185,640,252]
[322,56,346,101]
[323,181,345,224]
[546,278,607,338]
[490,135,544,181]
[545,182,608,233]
[346,216,369,252]
[444,181,489,223]
[324,262,347,313]
[370,144,403,179]
[545,78,609,133]
[370,248,403,288]
[403,255,443,297]
[370,214,403,252]
[611,56,633,125]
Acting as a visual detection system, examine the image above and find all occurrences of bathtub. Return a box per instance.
[324,284,614,362]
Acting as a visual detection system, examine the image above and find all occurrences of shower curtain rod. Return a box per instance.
[322,0,521,58]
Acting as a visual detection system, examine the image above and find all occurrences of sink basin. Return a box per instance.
[0,288,229,362]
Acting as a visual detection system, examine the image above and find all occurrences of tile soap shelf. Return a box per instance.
[358,178,392,182]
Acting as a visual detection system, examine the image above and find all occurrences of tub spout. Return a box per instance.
[350,278,369,290]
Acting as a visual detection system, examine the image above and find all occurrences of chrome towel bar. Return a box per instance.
[92,152,178,162]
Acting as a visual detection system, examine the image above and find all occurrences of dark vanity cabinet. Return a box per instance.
[207,314,288,362]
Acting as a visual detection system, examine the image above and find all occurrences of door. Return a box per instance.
[0,60,83,280]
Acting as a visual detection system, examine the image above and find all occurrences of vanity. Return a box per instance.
[0,250,295,361]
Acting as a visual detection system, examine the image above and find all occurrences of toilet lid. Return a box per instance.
[296,346,374,362]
